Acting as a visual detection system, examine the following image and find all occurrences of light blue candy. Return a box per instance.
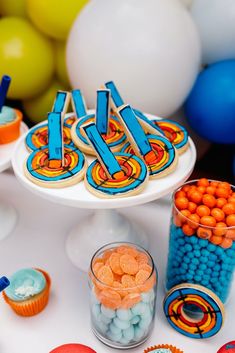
[109,323,121,335]
[140,305,152,320]
[123,325,134,341]
[116,308,132,321]
[119,336,131,345]
[107,330,122,342]
[139,315,152,330]
[92,304,101,318]
[95,320,108,334]
[134,326,145,341]
[131,315,140,325]
[131,302,148,316]
[101,305,116,319]
[100,313,112,325]
[113,317,131,330]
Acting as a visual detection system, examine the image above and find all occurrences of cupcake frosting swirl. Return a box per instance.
[0,106,16,125]
[5,268,46,301]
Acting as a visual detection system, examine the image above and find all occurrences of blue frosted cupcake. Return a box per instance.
[2,268,51,316]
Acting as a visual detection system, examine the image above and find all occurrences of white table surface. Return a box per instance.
[0,170,234,353]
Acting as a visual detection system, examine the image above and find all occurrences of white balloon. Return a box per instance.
[191,0,235,64]
[180,0,193,9]
[66,0,201,117]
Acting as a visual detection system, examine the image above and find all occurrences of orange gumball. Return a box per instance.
[182,224,195,236]
[216,197,227,208]
[213,222,227,236]
[196,205,210,217]
[210,181,219,188]
[218,182,231,190]
[197,227,212,239]
[175,190,186,198]
[200,216,216,227]
[210,235,223,245]
[202,194,216,208]
[211,208,225,222]
[220,238,233,249]
[206,186,216,195]
[226,214,235,227]
[187,214,200,229]
[188,202,197,213]
[228,197,235,205]
[180,209,191,223]
[215,188,230,199]
[182,185,190,193]
[175,197,189,210]
[197,186,206,194]
[197,178,209,187]
[189,190,203,204]
[222,203,235,215]
[225,229,235,240]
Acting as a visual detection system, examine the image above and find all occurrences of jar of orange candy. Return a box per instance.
[89,242,157,349]
[166,179,235,303]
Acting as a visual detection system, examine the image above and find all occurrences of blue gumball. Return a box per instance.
[184,60,235,144]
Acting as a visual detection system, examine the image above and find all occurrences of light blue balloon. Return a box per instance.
[185,60,235,144]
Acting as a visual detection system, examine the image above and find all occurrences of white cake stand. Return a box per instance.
[11,115,196,271]
[0,122,28,240]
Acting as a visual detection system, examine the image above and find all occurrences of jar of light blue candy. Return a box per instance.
[89,242,157,349]
[166,180,235,304]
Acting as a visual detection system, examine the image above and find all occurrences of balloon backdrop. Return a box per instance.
[185,60,235,144]
[66,0,201,117]
[26,0,89,40]
[180,0,193,8]
[0,17,54,99]
[191,0,235,64]
[22,79,67,123]
[0,0,26,17]
[54,41,70,88]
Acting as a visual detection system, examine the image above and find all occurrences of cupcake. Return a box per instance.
[2,268,51,316]
[0,106,22,144]
[50,344,97,353]
[144,344,184,353]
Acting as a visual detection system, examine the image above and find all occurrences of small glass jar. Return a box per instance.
[166,180,235,304]
[89,242,157,349]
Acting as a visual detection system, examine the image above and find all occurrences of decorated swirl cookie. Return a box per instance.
[83,123,148,198]
[136,110,189,154]
[117,105,178,178]
[163,283,225,339]
[71,90,126,155]
[24,112,87,188]
[25,91,74,151]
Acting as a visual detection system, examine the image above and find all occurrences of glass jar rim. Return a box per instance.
[89,241,156,290]
[172,179,235,230]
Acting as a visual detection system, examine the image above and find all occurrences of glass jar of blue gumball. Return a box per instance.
[166,179,235,304]
[89,242,157,349]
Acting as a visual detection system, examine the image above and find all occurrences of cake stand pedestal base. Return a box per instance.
[66,209,148,272]
[0,202,17,240]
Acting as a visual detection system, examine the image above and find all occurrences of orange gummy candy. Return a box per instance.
[120,254,139,275]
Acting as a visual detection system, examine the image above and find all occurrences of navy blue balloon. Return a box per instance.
[184,60,235,144]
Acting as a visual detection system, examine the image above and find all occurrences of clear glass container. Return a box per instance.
[89,242,157,349]
[166,180,235,304]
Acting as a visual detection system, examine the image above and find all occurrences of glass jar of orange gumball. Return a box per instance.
[89,242,157,349]
[166,179,235,304]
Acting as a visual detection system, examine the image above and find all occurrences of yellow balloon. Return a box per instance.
[0,0,27,17]
[23,79,67,123]
[0,17,55,100]
[54,41,71,89]
[26,0,89,40]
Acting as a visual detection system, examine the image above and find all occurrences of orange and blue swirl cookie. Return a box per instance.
[117,105,178,179]
[24,144,86,188]
[25,123,74,152]
[163,283,225,339]
[83,123,148,198]
[71,90,126,155]
[135,110,189,154]
[121,134,177,179]
[24,112,87,188]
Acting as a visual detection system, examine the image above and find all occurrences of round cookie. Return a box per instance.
[24,144,87,188]
[144,344,184,353]
[163,283,225,339]
[85,153,148,198]
[121,134,178,179]
[25,122,73,152]
[71,113,126,155]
